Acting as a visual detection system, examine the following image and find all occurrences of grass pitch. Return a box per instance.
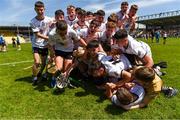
[0,38,179,119]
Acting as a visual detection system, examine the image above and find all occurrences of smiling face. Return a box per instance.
[35,6,45,17]
[67,8,76,20]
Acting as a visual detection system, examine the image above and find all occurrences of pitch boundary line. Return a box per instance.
[0,60,33,66]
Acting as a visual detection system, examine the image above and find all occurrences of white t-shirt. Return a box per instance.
[30,16,53,48]
[111,84,145,107]
[99,31,115,45]
[98,52,132,78]
[120,35,152,58]
[72,21,89,32]
[48,26,80,52]
[98,22,106,32]
[65,16,78,27]
[78,28,102,43]
[116,11,127,21]
[163,33,167,38]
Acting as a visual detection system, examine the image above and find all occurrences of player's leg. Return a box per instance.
[32,51,41,85]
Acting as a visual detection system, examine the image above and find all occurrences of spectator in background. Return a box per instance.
[12,37,16,47]
[155,30,160,43]
[150,30,154,43]
[163,31,167,45]
[0,34,7,52]
[16,35,21,50]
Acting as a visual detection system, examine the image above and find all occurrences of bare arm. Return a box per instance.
[116,70,132,87]
[35,32,49,41]
[143,55,154,68]
[79,38,87,47]
[105,83,117,98]
[122,95,153,110]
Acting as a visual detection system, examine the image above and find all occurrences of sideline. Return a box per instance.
[0,60,33,66]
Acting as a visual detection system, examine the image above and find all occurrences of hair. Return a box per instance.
[77,9,86,16]
[87,11,94,16]
[134,66,155,82]
[56,20,67,31]
[106,21,116,29]
[116,87,134,105]
[55,9,64,16]
[121,1,129,6]
[35,1,44,7]
[86,40,99,49]
[130,4,138,11]
[90,19,100,27]
[67,5,75,10]
[75,7,82,13]
[113,29,128,40]
[102,43,111,52]
[95,10,105,16]
[107,13,118,23]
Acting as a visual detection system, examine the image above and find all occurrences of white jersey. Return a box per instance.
[111,84,145,107]
[98,22,106,32]
[48,26,80,52]
[116,11,127,21]
[65,16,78,27]
[98,52,132,78]
[99,31,115,45]
[78,28,102,43]
[72,21,89,32]
[120,35,152,58]
[30,16,53,48]
[163,33,167,38]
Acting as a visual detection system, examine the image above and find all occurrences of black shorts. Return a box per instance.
[17,41,20,45]
[33,47,48,56]
[55,50,73,59]
[93,76,109,86]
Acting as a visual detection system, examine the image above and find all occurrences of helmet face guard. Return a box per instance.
[56,74,69,89]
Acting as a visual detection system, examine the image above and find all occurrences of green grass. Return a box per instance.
[0,38,180,119]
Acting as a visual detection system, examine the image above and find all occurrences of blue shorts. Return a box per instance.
[55,50,73,59]
[33,47,48,56]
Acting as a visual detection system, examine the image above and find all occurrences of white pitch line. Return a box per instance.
[0,60,33,66]
[23,65,32,70]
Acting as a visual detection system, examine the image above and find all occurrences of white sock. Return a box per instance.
[33,77,37,81]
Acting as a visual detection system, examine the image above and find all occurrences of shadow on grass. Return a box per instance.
[15,75,52,92]
[15,76,32,83]
[105,104,126,115]
[70,68,106,102]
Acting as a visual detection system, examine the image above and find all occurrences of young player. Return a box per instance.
[94,10,106,32]
[48,20,86,84]
[116,1,129,28]
[78,20,101,45]
[122,4,138,34]
[99,21,116,48]
[72,9,89,31]
[113,29,154,68]
[16,35,21,50]
[30,1,53,85]
[65,5,78,27]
